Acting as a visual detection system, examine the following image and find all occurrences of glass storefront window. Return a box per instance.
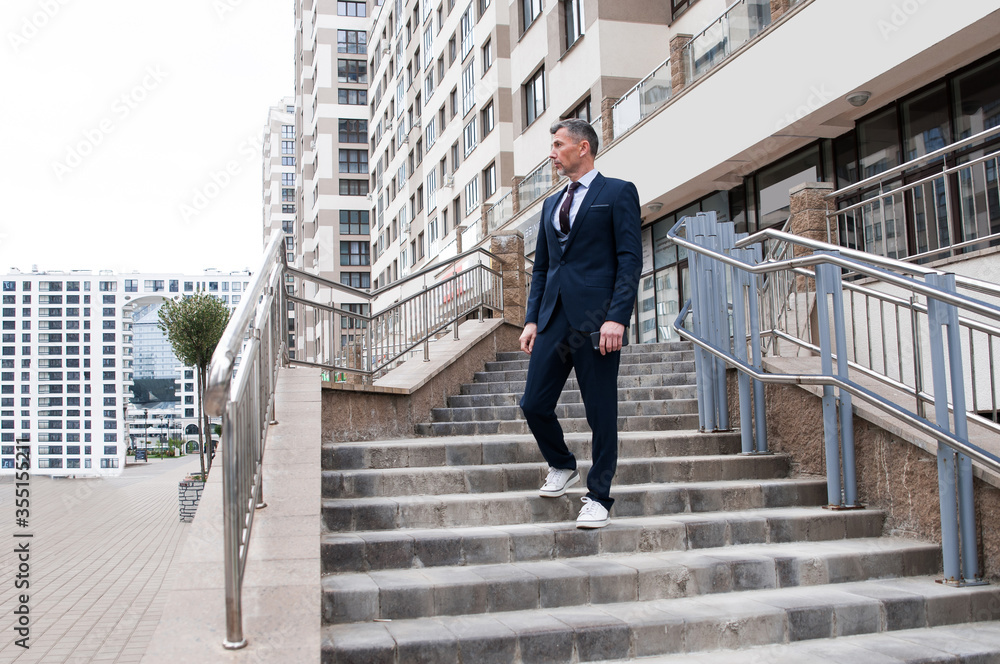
[755,145,821,230]
[858,106,900,179]
[952,54,1000,140]
[901,83,950,161]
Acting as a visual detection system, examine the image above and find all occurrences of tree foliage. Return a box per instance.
[158,293,231,478]
[157,293,231,371]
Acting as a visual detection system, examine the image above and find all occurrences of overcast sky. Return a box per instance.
[1,0,293,275]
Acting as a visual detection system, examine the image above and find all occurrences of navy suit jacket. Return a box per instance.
[525,172,642,333]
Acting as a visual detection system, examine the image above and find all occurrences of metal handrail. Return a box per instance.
[827,124,1000,201]
[674,211,1000,585]
[204,230,288,649]
[288,246,505,379]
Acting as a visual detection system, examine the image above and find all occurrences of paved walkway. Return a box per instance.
[0,454,200,663]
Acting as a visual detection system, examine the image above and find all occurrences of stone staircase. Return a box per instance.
[320,341,1000,663]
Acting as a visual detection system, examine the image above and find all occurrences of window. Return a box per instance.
[281,140,294,154]
[339,88,368,105]
[522,0,542,32]
[462,61,476,115]
[525,67,546,125]
[341,272,371,289]
[282,173,295,186]
[482,39,493,74]
[568,96,592,122]
[338,59,368,84]
[460,3,474,61]
[337,0,366,16]
[340,179,369,196]
[124,279,138,292]
[282,204,295,213]
[670,0,698,22]
[339,119,368,143]
[484,161,497,199]
[282,188,295,202]
[340,241,370,266]
[281,124,294,139]
[427,170,438,211]
[465,176,479,215]
[564,0,584,49]
[481,101,495,137]
[282,156,295,167]
[169,280,178,292]
[423,24,434,68]
[340,210,370,234]
[424,69,435,98]
[338,29,367,53]
[464,116,478,155]
[98,281,116,292]
[339,149,368,173]
[425,117,437,148]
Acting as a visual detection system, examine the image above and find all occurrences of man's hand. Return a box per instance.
[598,321,625,356]
[520,323,538,355]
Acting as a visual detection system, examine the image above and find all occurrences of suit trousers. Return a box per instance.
[519,299,621,510]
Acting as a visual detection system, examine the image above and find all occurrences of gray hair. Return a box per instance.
[550,118,599,156]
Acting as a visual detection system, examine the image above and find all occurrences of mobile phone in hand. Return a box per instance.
[590,331,630,351]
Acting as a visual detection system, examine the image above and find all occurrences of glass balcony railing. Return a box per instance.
[517,159,562,213]
[485,189,514,234]
[612,58,672,138]
[683,0,772,83]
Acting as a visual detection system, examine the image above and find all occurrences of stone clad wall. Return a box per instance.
[728,372,1000,580]
[178,479,205,523]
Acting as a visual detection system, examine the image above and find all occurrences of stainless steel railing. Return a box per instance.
[287,245,504,380]
[200,233,513,648]
[670,211,1000,586]
[828,124,1000,263]
[204,230,288,649]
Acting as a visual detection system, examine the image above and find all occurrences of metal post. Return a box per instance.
[423,286,431,361]
[714,218,731,431]
[730,244,753,454]
[928,273,980,583]
[689,218,709,431]
[825,253,857,507]
[925,273,962,583]
[453,273,461,340]
[814,263,843,507]
[746,243,768,452]
[694,220,717,431]
[222,402,247,649]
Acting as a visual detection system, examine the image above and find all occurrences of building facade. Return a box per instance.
[274,0,1000,357]
[0,269,249,477]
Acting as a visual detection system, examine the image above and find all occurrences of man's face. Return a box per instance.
[549,128,587,177]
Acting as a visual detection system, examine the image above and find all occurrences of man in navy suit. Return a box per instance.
[519,118,642,528]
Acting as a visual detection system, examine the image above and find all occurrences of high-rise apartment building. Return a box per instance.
[0,269,250,477]
[279,0,1000,354]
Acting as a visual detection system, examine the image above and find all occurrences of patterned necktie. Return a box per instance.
[559,181,582,235]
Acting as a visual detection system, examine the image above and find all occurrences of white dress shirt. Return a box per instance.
[552,168,599,238]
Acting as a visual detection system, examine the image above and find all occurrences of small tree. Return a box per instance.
[158,293,231,479]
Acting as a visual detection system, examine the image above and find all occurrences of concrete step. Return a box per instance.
[321,538,940,624]
[321,478,828,532]
[626,622,1000,663]
[323,431,743,471]
[493,341,694,362]
[323,454,792,499]
[429,398,699,424]
[447,384,698,409]
[472,361,697,383]
[320,576,1000,663]
[415,413,702,436]
[320,506,885,574]
[459,371,697,395]
[484,350,695,372]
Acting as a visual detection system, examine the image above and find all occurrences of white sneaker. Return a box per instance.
[576,496,610,529]
[539,467,580,497]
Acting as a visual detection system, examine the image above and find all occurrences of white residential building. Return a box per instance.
[0,269,250,477]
